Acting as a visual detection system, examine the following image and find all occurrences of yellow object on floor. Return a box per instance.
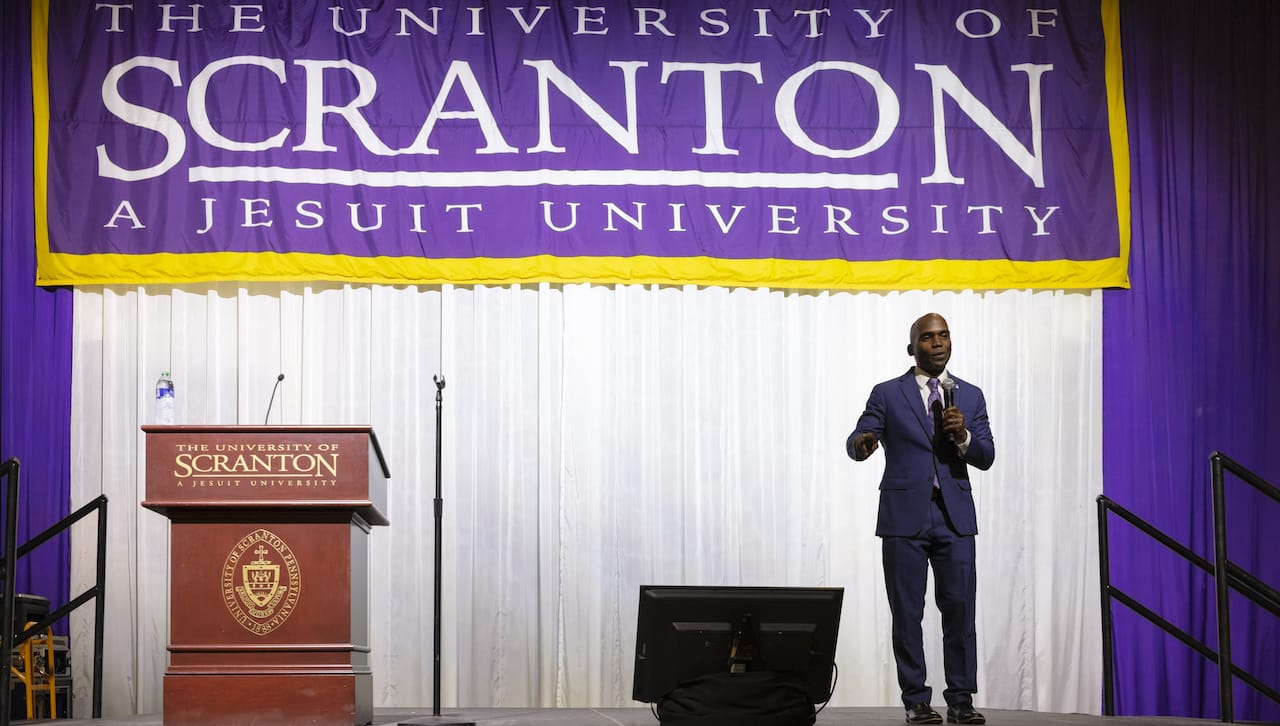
[9,619,57,720]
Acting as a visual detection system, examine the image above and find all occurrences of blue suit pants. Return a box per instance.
[881,494,978,707]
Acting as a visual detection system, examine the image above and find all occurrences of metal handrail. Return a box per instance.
[1,458,18,721]
[1210,451,1280,722]
[1097,452,1280,722]
[1,456,109,723]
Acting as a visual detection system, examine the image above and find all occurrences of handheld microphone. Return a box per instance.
[264,373,285,425]
[940,378,957,442]
[941,378,955,409]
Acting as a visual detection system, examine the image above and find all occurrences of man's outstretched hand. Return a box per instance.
[852,432,880,461]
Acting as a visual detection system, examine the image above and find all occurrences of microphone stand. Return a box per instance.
[400,374,475,725]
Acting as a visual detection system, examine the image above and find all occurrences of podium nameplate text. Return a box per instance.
[143,425,390,726]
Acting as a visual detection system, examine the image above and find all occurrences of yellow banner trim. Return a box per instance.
[35,251,1127,291]
[32,0,52,285]
[1101,0,1132,290]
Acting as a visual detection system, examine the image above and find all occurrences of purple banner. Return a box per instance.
[35,0,1129,289]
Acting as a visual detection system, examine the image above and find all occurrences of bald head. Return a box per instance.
[908,313,947,344]
[907,313,951,376]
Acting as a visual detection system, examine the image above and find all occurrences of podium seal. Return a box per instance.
[222,528,302,636]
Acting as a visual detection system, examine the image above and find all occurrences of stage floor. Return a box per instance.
[17,706,1241,726]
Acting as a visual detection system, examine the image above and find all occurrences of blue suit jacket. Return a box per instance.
[848,369,995,537]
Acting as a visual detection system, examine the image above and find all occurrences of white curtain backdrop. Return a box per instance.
[68,284,1102,717]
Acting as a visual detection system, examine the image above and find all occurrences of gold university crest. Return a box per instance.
[222,529,301,636]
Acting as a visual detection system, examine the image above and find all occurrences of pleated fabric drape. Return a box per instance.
[69,284,1102,716]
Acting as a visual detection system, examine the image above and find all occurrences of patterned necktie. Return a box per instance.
[927,378,944,488]
[926,377,941,423]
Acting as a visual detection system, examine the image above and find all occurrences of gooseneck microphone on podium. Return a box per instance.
[263,373,285,424]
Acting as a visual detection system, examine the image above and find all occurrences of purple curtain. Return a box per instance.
[1104,0,1280,720]
[1,1,73,611]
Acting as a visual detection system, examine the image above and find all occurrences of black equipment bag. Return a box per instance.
[655,671,816,726]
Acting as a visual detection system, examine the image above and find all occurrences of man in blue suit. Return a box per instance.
[848,313,995,725]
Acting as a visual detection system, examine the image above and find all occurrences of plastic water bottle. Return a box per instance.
[156,371,176,425]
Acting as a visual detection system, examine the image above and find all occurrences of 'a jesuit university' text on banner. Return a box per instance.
[32,0,1130,290]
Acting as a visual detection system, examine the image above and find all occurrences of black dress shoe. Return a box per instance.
[905,702,943,724]
[946,704,986,724]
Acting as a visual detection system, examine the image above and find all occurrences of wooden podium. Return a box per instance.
[142,425,390,726]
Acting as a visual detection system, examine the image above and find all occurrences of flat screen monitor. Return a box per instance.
[632,585,843,704]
